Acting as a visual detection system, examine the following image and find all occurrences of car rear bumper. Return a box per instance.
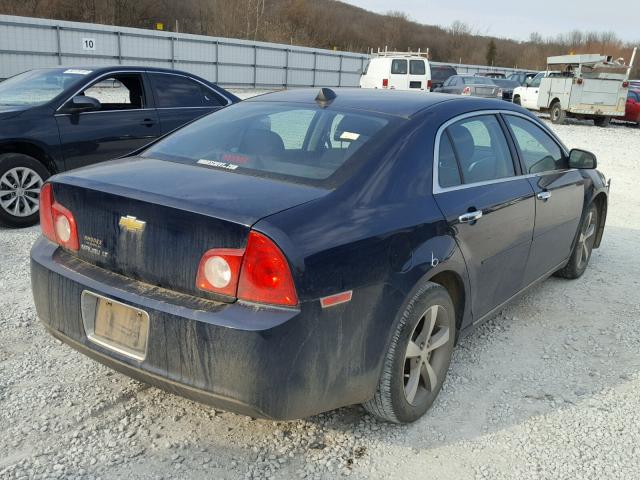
[31,237,384,419]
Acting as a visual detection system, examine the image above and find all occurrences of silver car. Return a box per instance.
[434,75,502,99]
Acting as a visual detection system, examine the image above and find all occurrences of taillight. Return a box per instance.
[622,81,629,88]
[462,86,471,95]
[382,78,388,88]
[196,248,244,297]
[496,88,503,97]
[238,231,298,307]
[427,79,432,91]
[576,78,583,85]
[196,231,298,307]
[39,183,80,251]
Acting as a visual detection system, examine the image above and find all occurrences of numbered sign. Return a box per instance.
[82,38,96,51]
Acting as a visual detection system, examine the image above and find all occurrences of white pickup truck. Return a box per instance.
[513,51,636,127]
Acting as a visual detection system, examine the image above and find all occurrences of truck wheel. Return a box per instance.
[593,116,611,127]
[513,96,521,106]
[550,102,566,124]
[0,153,50,228]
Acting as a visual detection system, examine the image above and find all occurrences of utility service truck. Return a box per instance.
[514,49,636,127]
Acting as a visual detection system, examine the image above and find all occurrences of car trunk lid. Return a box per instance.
[50,157,328,301]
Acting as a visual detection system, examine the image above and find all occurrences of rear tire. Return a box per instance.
[363,282,455,423]
[593,116,611,127]
[550,102,566,124]
[513,96,521,106]
[555,203,599,279]
[0,153,50,228]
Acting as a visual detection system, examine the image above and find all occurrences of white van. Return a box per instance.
[360,51,432,92]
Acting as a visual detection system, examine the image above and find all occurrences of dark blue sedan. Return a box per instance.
[0,66,238,227]
[30,88,609,423]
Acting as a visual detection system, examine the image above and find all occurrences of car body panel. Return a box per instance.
[623,90,640,123]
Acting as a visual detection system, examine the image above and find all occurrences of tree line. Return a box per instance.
[1,0,638,76]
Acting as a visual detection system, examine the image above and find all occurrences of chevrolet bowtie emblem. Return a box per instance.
[119,215,146,233]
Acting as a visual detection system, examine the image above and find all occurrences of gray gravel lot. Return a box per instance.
[1,114,639,480]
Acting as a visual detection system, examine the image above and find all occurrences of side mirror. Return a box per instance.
[569,148,597,169]
[65,95,101,113]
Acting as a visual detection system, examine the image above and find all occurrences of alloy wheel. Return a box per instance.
[403,305,450,405]
[0,167,43,217]
[577,209,597,270]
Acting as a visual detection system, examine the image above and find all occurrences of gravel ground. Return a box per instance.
[1,99,639,479]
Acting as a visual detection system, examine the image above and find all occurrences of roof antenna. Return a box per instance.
[315,87,337,107]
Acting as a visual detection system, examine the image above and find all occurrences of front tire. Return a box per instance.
[550,102,566,124]
[363,282,455,423]
[555,203,599,279]
[0,153,50,228]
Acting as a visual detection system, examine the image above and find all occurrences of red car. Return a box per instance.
[623,90,640,125]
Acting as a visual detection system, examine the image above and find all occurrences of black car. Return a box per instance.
[429,65,458,91]
[32,88,609,423]
[492,78,520,101]
[508,71,538,86]
[0,66,239,227]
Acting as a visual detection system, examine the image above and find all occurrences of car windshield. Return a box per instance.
[0,68,90,106]
[463,77,496,85]
[142,101,397,186]
[492,79,519,88]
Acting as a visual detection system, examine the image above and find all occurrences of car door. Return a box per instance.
[408,59,426,90]
[55,72,160,170]
[388,59,409,90]
[502,114,584,283]
[432,114,536,320]
[148,72,227,134]
[521,74,542,109]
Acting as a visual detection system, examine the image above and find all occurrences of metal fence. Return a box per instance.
[0,15,368,88]
[0,14,522,87]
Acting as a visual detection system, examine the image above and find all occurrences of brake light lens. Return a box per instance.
[382,78,388,88]
[39,183,79,251]
[427,79,432,91]
[462,86,471,95]
[622,81,629,88]
[196,231,298,307]
[238,231,298,307]
[196,248,244,297]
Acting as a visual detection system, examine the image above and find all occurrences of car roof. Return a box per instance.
[243,87,523,118]
[36,66,199,76]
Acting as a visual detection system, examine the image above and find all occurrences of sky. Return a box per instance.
[342,0,639,43]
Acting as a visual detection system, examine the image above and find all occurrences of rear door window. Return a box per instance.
[409,60,425,75]
[442,115,515,186]
[504,115,567,173]
[149,73,223,108]
[391,60,408,75]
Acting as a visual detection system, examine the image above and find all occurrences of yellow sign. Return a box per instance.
[155,23,164,31]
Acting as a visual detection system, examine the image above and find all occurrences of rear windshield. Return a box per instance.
[463,77,496,85]
[142,101,397,187]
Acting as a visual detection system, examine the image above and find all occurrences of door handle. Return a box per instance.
[537,191,552,201]
[458,210,483,224]
[140,119,155,127]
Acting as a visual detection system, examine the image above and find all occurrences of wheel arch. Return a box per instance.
[591,191,608,249]
[0,141,58,175]
[427,270,466,337]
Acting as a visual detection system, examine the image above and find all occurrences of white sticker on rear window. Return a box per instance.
[197,159,239,170]
[340,131,360,141]
[63,69,93,75]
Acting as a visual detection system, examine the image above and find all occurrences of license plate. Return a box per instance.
[81,291,149,361]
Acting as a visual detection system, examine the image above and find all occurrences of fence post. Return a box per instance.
[253,45,257,88]
[284,48,289,88]
[214,40,219,83]
[116,32,122,64]
[338,55,343,87]
[312,52,317,87]
[55,25,62,65]
[170,37,176,69]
